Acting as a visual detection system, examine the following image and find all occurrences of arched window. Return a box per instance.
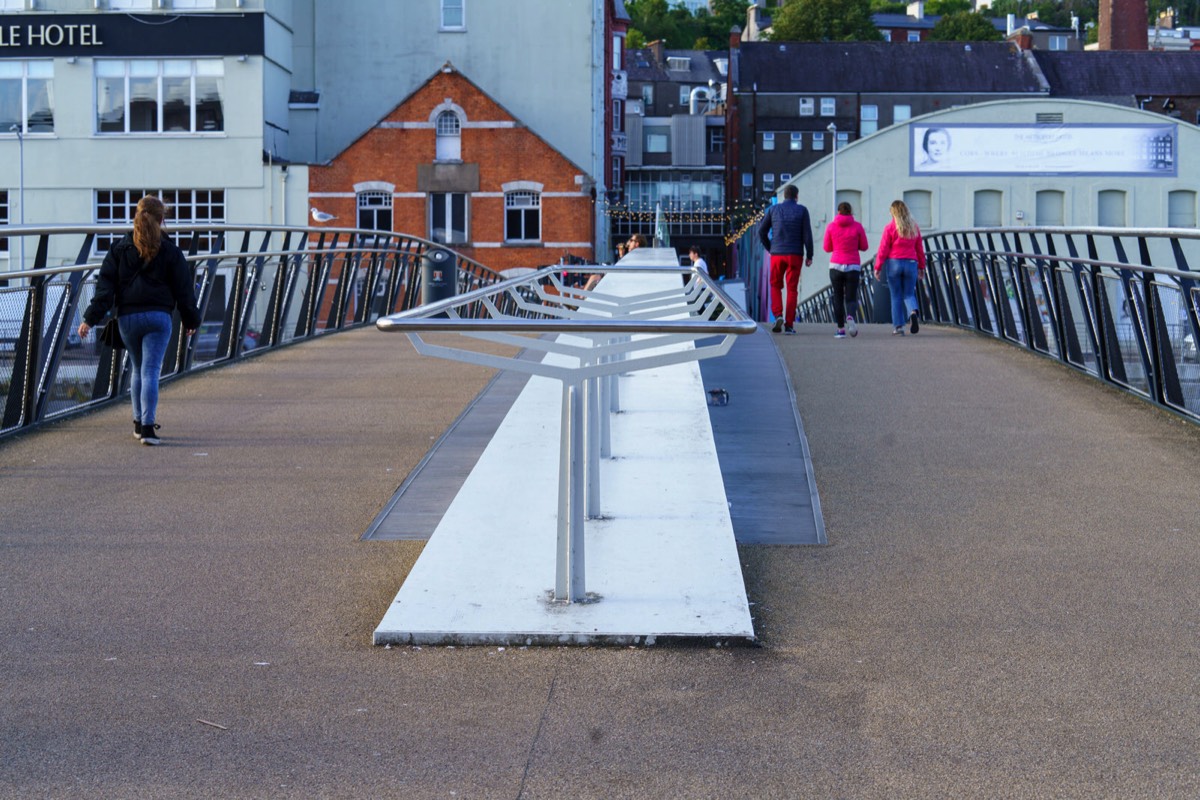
[973,190,1002,228]
[1098,190,1126,227]
[903,190,932,229]
[1036,190,1064,226]
[1168,190,1196,228]
[436,110,461,161]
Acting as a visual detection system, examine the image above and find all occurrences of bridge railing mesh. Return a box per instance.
[794,227,1200,424]
[0,225,507,438]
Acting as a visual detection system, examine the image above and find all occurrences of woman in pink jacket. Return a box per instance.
[873,200,927,336]
[822,201,869,338]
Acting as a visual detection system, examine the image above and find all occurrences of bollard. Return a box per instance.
[420,247,456,306]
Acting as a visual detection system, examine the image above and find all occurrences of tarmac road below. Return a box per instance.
[3,323,1200,799]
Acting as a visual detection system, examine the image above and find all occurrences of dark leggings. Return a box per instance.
[829,268,862,325]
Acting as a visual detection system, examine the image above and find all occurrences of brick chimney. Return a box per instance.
[730,24,742,50]
[1098,0,1149,50]
[648,39,666,68]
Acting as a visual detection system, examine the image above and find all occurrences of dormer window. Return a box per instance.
[666,57,690,71]
[436,110,461,160]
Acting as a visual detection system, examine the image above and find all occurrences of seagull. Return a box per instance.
[310,207,337,223]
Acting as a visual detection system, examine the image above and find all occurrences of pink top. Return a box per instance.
[875,219,927,272]
[822,213,869,266]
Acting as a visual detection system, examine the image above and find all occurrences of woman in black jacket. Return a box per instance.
[78,196,202,445]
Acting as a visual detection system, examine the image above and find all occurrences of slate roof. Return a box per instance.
[871,12,1070,33]
[737,41,1045,94]
[626,48,727,85]
[1032,51,1200,97]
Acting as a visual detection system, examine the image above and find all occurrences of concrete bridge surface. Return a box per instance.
[3,316,1200,798]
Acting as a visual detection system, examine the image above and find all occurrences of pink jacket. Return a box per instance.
[822,213,869,266]
[875,219,927,272]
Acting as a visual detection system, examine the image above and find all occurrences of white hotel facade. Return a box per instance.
[0,0,613,272]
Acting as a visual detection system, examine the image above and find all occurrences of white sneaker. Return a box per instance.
[846,316,858,338]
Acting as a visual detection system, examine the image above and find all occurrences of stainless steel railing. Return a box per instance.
[796,227,1200,423]
[0,224,506,438]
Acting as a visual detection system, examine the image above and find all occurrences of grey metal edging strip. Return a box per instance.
[766,331,828,546]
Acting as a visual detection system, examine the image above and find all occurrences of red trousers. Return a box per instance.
[769,254,804,324]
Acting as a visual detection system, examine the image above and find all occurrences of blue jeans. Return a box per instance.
[885,259,919,328]
[118,311,172,425]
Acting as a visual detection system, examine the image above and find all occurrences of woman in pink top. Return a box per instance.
[822,201,869,338]
[873,200,927,336]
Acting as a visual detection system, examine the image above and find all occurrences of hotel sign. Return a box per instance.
[911,123,1178,177]
[0,13,263,57]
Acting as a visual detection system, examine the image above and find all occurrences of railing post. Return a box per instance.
[555,379,587,603]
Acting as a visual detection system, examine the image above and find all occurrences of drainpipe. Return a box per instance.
[280,165,289,224]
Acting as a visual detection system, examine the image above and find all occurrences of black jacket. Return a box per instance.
[83,234,202,330]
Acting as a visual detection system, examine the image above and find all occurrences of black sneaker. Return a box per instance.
[784,326,796,335]
[910,310,920,335]
[141,423,162,446]
[133,421,143,440]
[771,317,784,333]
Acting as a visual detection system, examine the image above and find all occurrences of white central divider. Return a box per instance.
[372,254,756,645]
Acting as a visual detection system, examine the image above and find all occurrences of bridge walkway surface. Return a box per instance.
[3,318,1200,797]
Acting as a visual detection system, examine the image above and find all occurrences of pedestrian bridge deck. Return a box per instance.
[4,302,1200,795]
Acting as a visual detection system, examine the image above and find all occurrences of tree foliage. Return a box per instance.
[624,0,751,49]
[925,0,972,14]
[768,0,883,41]
[929,10,1004,40]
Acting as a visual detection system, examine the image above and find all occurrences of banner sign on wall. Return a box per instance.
[910,123,1177,177]
[0,14,263,58]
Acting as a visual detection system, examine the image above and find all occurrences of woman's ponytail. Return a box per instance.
[133,195,166,263]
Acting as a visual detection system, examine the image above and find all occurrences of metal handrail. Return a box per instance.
[0,224,507,439]
[795,227,1200,424]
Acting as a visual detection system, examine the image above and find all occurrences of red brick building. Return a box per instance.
[308,64,594,271]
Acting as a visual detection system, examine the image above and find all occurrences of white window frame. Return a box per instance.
[799,97,814,116]
[645,129,669,153]
[820,97,836,117]
[435,109,462,161]
[504,190,541,243]
[882,30,892,41]
[0,60,54,135]
[812,131,825,150]
[762,132,775,151]
[94,58,224,135]
[429,192,469,245]
[94,189,225,254]
[356,190,393,233]
[837,131,850,147]
[642,84,654,107]
[894,104,912,123]
[440,0,466,30]
[907,30,921,42]
[612,35,623,70]
[679,85,691,106]
[780,173,792,183]
[1049,35,1068,50]
[762,173,775,191]
[708,127,724,154]
[789,132,803,151]
[860,105,878,136]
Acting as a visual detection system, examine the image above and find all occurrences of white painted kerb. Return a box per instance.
[373,262,754,645]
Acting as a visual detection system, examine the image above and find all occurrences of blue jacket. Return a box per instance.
[758,199,814,258]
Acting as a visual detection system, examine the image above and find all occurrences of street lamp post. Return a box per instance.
[10,124,23,269]
[827,122,837,220]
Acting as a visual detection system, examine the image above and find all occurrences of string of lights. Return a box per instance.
[592,197,771,245]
